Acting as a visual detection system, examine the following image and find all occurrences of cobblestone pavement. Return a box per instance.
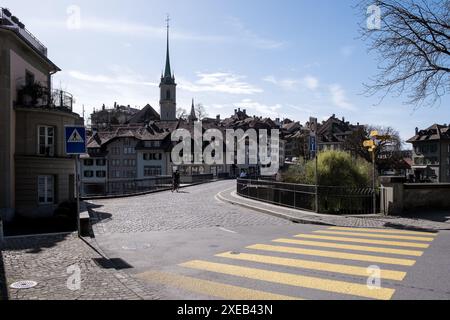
[0,233,158,300]
[218,187,450,231]
[87,181,290,235]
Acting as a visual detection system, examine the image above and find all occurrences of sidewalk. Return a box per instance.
[217,187,450,232]
[0,233,157,300]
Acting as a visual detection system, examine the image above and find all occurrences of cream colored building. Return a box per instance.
[1,9,82,221]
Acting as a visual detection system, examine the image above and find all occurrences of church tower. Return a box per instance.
[160,16,177,121]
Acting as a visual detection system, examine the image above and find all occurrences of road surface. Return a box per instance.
[88,180,450,300]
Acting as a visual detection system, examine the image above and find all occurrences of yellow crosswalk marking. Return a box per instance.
[294,234,430,249]
[315,230,434,242]
[247,244,416,266]
[216,251,406,281]
[180,260,396,300]
[328,227,437,237]
[273,238,423,257]
[136,270,301,300]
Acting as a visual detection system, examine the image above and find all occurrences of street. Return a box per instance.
[88,180,450,300]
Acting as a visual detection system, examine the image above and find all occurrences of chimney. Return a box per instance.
[332,114,336,118]
[102,104,105,111]
[234,109,237,115]
[415,127,419,135]
[114,102,117,108]
[216,115,221,122]
[243,109,246,115]
[342,117,345,122]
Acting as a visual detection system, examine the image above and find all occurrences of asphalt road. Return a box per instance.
[88,180,450,300]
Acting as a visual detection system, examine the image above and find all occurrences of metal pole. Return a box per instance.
[372,151,376,214]
[315,151,319,213]
[76,155,81,237]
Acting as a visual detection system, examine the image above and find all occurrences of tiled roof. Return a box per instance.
[407,124,450,142]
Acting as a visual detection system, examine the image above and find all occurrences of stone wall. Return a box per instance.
[380,176,450,215]
[404,183,450,211]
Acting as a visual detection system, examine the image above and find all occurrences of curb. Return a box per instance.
[217,189,446,232]
[216,190,334,227]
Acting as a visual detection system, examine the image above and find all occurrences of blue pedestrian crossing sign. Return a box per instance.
[309,136,317,152]
[65,126,86,155]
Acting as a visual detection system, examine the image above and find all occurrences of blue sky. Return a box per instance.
[3,0,450,141]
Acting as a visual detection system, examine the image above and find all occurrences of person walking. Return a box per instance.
[172,170,181,193]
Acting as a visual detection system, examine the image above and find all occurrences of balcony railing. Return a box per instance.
[1,8,48,56]
[16,84,74,112]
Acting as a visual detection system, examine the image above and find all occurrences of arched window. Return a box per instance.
[166,90,171,100]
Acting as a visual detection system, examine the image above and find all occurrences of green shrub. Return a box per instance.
[283,151,371,187]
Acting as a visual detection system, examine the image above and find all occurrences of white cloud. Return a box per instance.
[67,67,157,87]
[31,16,283,50]
[226,17,285,49]
[329,84,355,110]
[179,72,262,95]
[303,76,319,90]
[236,99,282,118]
[263,75,319,91]
[205,99,282,118]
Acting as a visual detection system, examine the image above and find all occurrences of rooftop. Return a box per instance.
[0,8,48,57]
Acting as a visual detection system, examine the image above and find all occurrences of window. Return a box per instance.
[38,175,54,205]
[38,126,55,156]
[112,170,121,178]
[111,147,120,155]
[144,166,162,176]
[143,153,162,161]
[96,159,106,166]
[84,171,94,178]
[123,159,136,166]
[25,70,35,86]
[84,159,94,166]
[96,171,106,178]
[124,147,136,155]
[124,170,136,178]
[166,90,171,100]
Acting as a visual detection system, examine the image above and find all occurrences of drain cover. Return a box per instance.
[10,281,38,289]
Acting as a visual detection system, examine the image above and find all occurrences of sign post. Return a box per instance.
[310,117,319,213]
[65,126,86,237]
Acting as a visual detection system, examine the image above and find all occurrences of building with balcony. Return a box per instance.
[0,8,82,221]
[407,124,450,182]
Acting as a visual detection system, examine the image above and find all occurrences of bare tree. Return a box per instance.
[343,125,402,163]
[195,103,208,120]
[358,0,450,107]
[177,108,188,120]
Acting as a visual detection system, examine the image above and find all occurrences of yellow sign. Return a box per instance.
[370,130,379,138]
[363,140,374,148]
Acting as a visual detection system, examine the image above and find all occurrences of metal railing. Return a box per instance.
[237,179,378,214]
[81,176,172,198]
[16,86,73,112]
[237,179,316,211]
[51,89,74,111]
[1,8,48,56]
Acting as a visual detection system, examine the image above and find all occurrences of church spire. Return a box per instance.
[188,98,198,122]
[164,15,172,79]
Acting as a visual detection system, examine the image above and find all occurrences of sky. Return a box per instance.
[3,0,450,142]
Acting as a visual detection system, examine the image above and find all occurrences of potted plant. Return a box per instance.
[18,82,47,106]
[2,8,12,17]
